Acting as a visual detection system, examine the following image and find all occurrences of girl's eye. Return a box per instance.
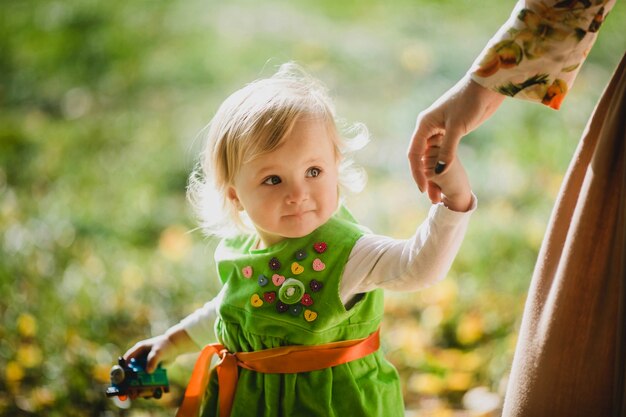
[307,167,321,178]
[263,176,281,185]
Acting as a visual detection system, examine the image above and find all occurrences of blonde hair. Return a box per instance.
[188,63,368,236]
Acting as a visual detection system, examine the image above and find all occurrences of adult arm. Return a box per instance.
[470,0,617,108]
[410,0,617,191]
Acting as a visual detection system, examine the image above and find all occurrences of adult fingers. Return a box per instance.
[409,116,443,192]
[423,147,440,170]
[423,156,439,173]
[408,131,427,192]
[422,135,443,176]
[426,180,442,204]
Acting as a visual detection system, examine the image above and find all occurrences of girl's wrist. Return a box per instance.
[442,190,473,212]
[165,324,196,354]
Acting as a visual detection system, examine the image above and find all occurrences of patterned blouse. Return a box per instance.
[470,0,617,109]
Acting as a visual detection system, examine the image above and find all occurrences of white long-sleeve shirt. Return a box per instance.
[180,197,476,347]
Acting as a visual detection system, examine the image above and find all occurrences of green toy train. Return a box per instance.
[105,355,169,401]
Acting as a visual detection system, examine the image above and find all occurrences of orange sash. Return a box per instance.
[175,328,380,417]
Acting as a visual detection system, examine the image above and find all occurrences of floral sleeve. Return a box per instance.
[470,0,617,109]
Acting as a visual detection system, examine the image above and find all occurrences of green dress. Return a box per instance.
[201,207,403,417]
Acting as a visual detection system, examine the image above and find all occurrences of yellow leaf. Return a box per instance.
[456,313,484,345]
[17,344,43,368]
[17,313,37,338]
[446,371,473,391]
[458,351,483,372]
[92,363,112,384]
[407,373,445,395]
[5,361,24,382]
[32,387,56,407]
[159,225,192,262]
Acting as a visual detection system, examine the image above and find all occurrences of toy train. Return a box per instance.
[105,355,170,400]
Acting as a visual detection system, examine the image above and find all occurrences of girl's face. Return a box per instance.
[228,118,340,248]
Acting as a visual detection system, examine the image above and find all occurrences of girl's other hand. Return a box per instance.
[123,324,197,373]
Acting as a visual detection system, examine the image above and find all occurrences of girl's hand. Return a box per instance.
[422,135,473,212]
[123,324,197,373]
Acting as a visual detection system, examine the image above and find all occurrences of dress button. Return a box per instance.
[312,258,325,271]
[276,301,289,313]
[301,293,314,306]
[291,262,304,275]
[278,278,305,304]
[269,257,281,271]
[309,280,323,292]
[263,291,276,303]
[313,242,327,253]
[242,266,253,278]
[250,294,263,308]
[289,304,303,316]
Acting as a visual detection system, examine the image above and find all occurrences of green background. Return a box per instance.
[1,0,625,416]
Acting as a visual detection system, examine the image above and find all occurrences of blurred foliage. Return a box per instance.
[1,0,624,416]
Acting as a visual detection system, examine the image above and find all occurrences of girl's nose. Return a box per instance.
[285,182,308,204]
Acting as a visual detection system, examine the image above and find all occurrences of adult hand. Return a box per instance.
[409,75,504,196]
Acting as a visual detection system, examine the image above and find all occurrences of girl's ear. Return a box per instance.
[227,186,244,211]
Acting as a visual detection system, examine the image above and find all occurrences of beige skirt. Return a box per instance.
[503,52,626,417]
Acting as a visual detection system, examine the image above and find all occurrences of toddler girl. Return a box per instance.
[124,63,475,417]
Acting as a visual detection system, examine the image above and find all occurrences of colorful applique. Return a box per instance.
[309,280,323,292]
[289,304,303,316]
[272,274,285,286]
[246,242,329,323]
[312,258,325,271]
[276,301,289,313]
[263,291,276,303]
[269,257,281,270]
[242,266,253,279]
[304,309,318,322]
[250,294,263,307]
[279,278,305,304]
[301,293,314,306]
[258,274,269,287]
[291,262,304,275]
[313,242,327,253]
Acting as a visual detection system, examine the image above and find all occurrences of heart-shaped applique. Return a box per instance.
[250,294,263,307]
[291,262,304,275]
[301,293,314,306]
[294,249,307,261]
[309,280,323,292]
[242,266,253,278]
[272,274,286,286]
[304,309,318,322]
[289,304,303,316]
[263,291,276,303]
[313,242,327,253]
[269,257,281,271]
[276,301,289,313]
[312,258,325,272]
[258,274,269,287]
